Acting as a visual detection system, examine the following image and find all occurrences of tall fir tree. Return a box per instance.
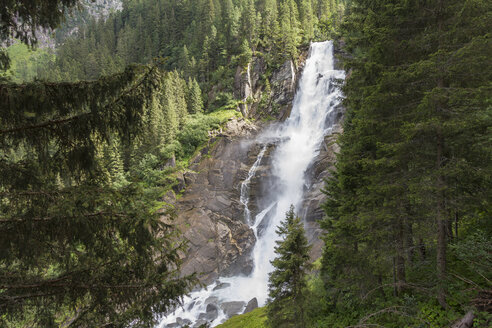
[321,0,491,324]
[186,77,204,114]
[0,66,195,327]
[267,206,312,328]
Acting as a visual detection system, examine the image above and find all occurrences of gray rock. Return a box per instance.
[176,317,192,326]
[166,324,180,328]
[198,303,218,321]
[187,301,196,311]
[204,296,218,305]
[206,303,218,313]
[193,319,209,328]
[243,297,258,314]
[184,171,198,185]
[256,203,277,238]
[220,301,246,318]
[212,282,231,291]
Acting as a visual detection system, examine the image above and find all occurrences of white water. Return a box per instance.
[240,146,267,224]
[158,41,344,328]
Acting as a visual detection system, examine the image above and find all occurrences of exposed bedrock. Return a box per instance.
[170,119,270,284]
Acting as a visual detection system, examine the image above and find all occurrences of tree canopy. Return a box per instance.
[267,206,311,328]
[318,0,491,326]
[0,62,199,326]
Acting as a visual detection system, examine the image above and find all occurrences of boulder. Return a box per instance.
[198,303,218,321]
[212,282,231,291]
[243,297,258,314]
[193,319,209,328]
[220,301,246,318]
[165,324,180,328]
[206,303,218,313]
[176,317,192,326]
[204,296,218,305]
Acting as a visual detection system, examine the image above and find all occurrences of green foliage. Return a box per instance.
[317,0,492,326]
[0,66,195,327]
[0,0,80,69]
[177,114,221,158]
[0,43,56,82]
[237,39,253,69]
[5,0,346,110]
[267,206,312,328]
[186,78,204,114]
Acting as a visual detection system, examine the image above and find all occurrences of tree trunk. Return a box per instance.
[454,211,459,239]
[436,0,447,308]
[451,311,474,328]
[405,218,414,267]
[396,218,406,294]
[418,238,426,260]
[392,257,398,297]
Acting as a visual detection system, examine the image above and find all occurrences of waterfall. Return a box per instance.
[158,41,344,328]
[240,146,267,224]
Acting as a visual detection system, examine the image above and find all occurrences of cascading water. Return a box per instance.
[240,146,267,224]
[158,41,344,328]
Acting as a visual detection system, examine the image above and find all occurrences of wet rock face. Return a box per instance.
[302,123,343,260]
[243,297,258,314]
[234,54,306,120]
[170,119,268,284]
[221,301,246,318]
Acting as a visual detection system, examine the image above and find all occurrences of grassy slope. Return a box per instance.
[216,307,267,328]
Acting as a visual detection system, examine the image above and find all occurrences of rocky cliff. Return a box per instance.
[167,53,344,284]
[234,52,308,120]
[171,119,261,284]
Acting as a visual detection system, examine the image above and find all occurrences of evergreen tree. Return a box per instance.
[237,39,253,69]
[259,0,280,50]
[0,0,81,69]
[321,0,492,325]
[278,0,301,59]
[186,78,204,114]
[0,66,195,327]
[240,0,259,48]
[267,206,311,328]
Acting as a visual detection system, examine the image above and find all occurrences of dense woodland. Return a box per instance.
[315,0,491,326]
[1,0,491,327]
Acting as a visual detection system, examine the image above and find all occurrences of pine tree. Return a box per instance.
[278,0,301,59]
[267,205,311,328]
[0,66,195,327]
[186,77,204,114]
[259,0,279,50]
[240,0,258,48]
[238,38,253,69]
[321,0,492,321]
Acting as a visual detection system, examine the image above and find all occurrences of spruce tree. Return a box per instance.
[186,78,204,114]
[321,0,492,323]
[267,205,311,328]
[0,66,194,327]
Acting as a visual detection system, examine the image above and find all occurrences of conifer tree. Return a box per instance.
[267,206,311,328]
[259,0,279,50]
[321,0,492,319]
[278,0,301,59]
[186,77,204,114]
[0,66,194,327]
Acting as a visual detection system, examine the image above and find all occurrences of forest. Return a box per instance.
[0,0,490,327]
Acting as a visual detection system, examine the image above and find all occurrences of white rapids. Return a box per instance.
[158,40,345,328]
